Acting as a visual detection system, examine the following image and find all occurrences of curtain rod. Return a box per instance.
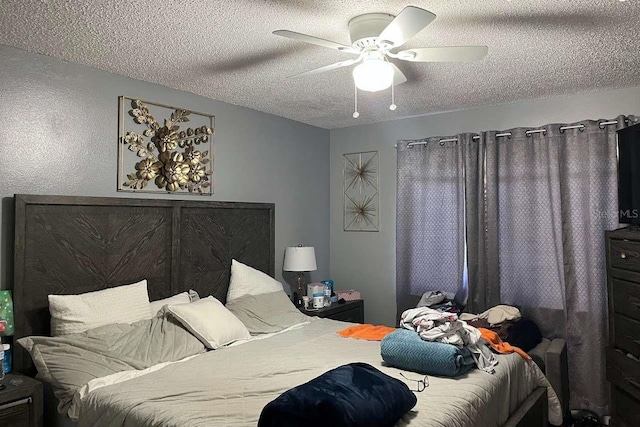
[394,119,628,148]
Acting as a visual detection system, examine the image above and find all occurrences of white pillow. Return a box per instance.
[149,291,195,317]
[166,296,250,349]
[48,280,152,336]
[226,259,283,302]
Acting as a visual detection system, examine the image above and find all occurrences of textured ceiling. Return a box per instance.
[1,1,639,129]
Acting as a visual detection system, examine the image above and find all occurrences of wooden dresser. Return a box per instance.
[606,227,640,427]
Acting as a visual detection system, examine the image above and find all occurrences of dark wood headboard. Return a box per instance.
[12,194,275,373]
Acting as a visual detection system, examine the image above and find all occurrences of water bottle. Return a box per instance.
[321,280,334,307]
[323,284,332,307]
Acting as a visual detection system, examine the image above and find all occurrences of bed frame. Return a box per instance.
[10,194,547,427]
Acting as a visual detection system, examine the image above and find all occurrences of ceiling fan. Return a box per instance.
[273,6,488,117]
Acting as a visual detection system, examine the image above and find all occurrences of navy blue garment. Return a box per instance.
[258,362,417,427]
[505,318,543,352]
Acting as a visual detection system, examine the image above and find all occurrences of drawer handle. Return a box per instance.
[0,397,32,411]
[621,252,628,259]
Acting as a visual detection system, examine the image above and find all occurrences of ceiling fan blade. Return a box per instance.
[390,63,407,85]
[399,46,489,62]
[290,58,361,79]
[378,6,436,48]
[273,30,360,54]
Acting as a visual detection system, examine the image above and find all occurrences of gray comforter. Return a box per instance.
[18,313,206,413]
[75,319,561,427]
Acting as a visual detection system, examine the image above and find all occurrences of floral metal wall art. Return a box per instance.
[118,97,215,194]
[343,151,379,231]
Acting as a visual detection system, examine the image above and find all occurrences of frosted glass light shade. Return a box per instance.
[352,59,394,92]
[283,246,317,272]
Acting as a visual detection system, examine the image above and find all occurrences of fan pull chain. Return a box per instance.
[390,82,397,111]
[353,84,360,119]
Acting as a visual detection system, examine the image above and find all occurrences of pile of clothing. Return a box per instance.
[390,306,499,373]
[380,291,542,378]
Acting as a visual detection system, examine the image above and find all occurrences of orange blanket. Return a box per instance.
[478,328,531,360]
[337,324,396,341]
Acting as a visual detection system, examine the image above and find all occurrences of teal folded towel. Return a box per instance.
[381,329,475,377]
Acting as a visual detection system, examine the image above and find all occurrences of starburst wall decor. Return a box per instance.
[118,97,215,195]
[343,151,379,231]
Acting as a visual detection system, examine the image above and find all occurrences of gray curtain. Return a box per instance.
[396,134,480,314]
[396,115,635,413]
[480,117,629,413]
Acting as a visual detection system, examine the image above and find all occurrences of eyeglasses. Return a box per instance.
[399,372,429,392]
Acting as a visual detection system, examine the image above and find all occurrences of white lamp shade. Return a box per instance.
[352,59,394,92]
[283,246,317,272]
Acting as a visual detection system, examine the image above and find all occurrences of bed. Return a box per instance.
[11,194,557,427]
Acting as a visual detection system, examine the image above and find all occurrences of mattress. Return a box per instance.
[73,318,559,427]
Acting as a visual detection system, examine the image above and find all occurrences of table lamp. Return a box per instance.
[283,245,317,307]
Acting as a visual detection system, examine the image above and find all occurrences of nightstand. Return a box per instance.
[300,299,364,323]
[0,373,43,427]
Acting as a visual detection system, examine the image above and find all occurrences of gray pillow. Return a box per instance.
[226,291,310,334]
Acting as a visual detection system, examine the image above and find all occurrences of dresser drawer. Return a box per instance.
[611,279,640,322]
[615,314,640,357]
[607,349,640,401]
[610,239,640,273]
[612,386,640,427]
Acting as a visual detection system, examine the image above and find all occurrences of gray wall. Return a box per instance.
[330,86,640,326]
[0,44,330,292]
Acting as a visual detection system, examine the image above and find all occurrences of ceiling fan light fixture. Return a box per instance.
[352,59,394,92]
[274,6,488,118]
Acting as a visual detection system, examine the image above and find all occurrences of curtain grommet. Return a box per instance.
[526,130,547,137]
